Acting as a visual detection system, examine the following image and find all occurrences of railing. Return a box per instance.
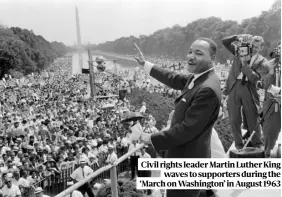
[54,143,145,197]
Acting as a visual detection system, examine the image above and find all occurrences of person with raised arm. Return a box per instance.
[134,38,221,197]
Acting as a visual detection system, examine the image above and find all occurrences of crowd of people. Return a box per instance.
[0,35,279,197]
[0,55,165,197]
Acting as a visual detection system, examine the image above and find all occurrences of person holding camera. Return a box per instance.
[222,34,268,150]
[258,43,281,158]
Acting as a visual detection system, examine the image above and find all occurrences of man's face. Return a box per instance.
[6,180,12,188]
[80,163,86,168]
[186,40,214,74]
[108,148,113,154]
[10,152,15,159]
[252,41,263,55]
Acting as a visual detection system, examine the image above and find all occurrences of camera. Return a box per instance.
[235,38,252,57]
[268,84,281,96]
[270,44,281,64]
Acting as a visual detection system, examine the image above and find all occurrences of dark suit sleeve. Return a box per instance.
[241,57,268,84]
[150,66,189,90]
[262,73,275,90]
[150,87,219,150]
[222,35,238,55]
[260,59,276,90]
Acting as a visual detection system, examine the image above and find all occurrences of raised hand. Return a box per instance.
[139,133,151,145]
[238,34,253,43]
[133,43,145,66]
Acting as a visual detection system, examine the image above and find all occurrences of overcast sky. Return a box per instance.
[0,0,275,46]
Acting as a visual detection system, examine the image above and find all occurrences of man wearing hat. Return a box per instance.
[70,159,95,197]
[2,175,21,197]
[138,146,152,195]
[128,140,141,180]
[105,145,118,165]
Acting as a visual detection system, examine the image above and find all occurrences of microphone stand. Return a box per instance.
[275,65,280,112]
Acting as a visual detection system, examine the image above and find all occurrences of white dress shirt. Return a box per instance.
[2,184,21,197]
[70,166,93,181]
[139,105,146,113]
[120,137,128,147]
[105,152,118,164]
[128,143,141,156]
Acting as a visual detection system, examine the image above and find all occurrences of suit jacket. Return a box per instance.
[261,65,281,119]
[222,35,268,109]
[150,66,221,157]
[149,66,221,197]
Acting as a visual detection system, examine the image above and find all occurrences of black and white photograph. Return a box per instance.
[0,0,281,196]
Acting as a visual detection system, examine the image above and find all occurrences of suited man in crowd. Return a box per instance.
[259,43,281,157]
[128,140,140,180]
[134,37,221,197]
[70,159,95,197]
[222,35,268,149]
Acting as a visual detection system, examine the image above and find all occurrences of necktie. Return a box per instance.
[133,144,136,156]
[241,60,251,85]
[242,55,258,85]
[82,168,85,178]
[188,75,195,89]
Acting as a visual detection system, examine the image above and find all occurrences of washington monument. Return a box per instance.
[72,6,83,75]
[75,6,82,47]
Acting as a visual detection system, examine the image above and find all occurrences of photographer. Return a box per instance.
[259,42,281,158]
[222,34,268,150]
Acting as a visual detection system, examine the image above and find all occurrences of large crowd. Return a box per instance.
[0,53,169,197]
[0,46,279,196]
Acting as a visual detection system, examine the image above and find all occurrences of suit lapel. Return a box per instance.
[175,74,194,103]
[250,55,261,70]
[174,69,215,103]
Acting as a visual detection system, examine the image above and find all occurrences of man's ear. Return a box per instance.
[209,55,216,66]
[210,54,216,61]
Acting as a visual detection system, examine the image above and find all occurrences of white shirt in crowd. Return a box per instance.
[128,143,141,157]
[2,184,21,197]
[120,137,128,147]
[99,144,108,153]
[18,177,30,187]
[139,105,146,113]
[70,166,93,182]
[105,152,118,164]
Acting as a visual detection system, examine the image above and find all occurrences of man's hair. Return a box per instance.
[197,37,218,57]
[252,36,264,44]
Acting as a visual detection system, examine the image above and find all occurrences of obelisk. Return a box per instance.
[75,6,82,47]
[76,6,83,74]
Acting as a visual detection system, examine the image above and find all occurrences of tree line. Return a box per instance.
[93,0,281,63]
[0,25,70,79]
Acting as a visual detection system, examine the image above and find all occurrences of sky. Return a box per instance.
[0,0,276,46]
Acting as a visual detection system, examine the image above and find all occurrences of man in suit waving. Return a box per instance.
[134,37,221,197]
